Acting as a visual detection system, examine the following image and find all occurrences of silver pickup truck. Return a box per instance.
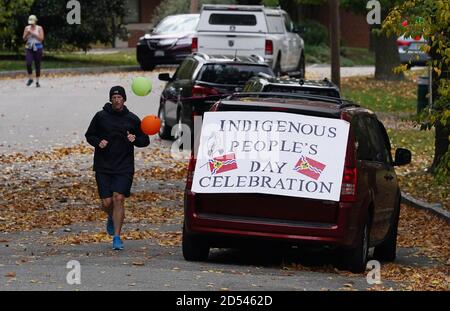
[193,4,305,78]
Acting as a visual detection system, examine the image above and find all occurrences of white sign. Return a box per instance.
[192,111,350,201]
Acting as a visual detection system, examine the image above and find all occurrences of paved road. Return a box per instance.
[0,71,168,154]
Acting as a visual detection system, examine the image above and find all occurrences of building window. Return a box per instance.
[124,0,140,24]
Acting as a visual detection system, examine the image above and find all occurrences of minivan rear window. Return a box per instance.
[209,14,257,26]
[198,64,273,85]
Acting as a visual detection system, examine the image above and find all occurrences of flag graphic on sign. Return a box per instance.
[293,156,326,180]
[208,153,238,175]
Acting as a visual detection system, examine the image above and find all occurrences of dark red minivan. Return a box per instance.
[182,94,411,272]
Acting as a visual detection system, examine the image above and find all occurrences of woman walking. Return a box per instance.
[23,15,45,87]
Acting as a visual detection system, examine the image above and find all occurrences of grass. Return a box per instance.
[387,127,448,208]
[1,44,374,72]
[305,45,375,67]
[341,75,418,113]
[0,50,138,71]
[340,73,448,208]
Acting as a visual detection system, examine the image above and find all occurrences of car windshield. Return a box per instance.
[198,64,273,85]
[153,15,199,34]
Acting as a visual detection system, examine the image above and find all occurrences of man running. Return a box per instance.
[85,86,150,250]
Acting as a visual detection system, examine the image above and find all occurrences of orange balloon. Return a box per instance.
[141,115,161,135]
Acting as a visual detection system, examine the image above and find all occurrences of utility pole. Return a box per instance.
[329,0,341,89]
[190,0,199,13]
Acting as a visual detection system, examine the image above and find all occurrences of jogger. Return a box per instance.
[23,15,44,87]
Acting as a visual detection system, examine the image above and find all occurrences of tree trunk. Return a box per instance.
[190,0,199,13]
[373,10,403,81]
[373,33,403,81]
[330,0,341,88]
[431,68,450,171]
[432,122,450,171]
[111,16,116,48]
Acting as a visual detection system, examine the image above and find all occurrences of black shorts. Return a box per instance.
[95,172,134,199]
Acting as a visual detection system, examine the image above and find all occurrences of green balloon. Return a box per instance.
[132,77,152,96]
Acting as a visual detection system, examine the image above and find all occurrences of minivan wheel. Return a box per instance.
[374,203,400,262]
[338,216,370,273]
[158,106,172,140]
[182,224,210,261]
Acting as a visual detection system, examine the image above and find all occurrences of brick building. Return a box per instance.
[117,0,163,48]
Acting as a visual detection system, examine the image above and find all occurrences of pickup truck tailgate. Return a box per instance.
[197,32,266,56]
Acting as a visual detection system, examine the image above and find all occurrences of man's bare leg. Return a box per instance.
[112,192,125,236]
[101,198,113,217]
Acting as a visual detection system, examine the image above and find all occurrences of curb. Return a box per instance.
[401,191,450,224]
[0,65,141,78]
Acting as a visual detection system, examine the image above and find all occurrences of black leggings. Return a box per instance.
[25,48,43,77]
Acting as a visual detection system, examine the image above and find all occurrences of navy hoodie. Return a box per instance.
[85,103,150,174]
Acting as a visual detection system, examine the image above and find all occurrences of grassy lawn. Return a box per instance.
[0,50,138,71]
[388,127,448,208]
[341,72,448,208]
[305,45,375,66]
[1,45,374,72]
[341,76,417,113]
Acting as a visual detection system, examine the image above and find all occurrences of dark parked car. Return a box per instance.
[243,75,341,98]
[157,53,274,139]
[183,93,411,273]
[136,14,199,71]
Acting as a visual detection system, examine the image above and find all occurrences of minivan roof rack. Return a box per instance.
[227,92,359,108]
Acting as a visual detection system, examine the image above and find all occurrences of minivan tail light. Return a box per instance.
[191,37,198,53]
[341,167,357,201]
[192,85,219,98]
[340,131,357,202]
[265,40,273,55]
[186,155,197,190]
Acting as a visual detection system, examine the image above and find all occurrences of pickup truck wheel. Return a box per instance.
[373,202,400,262]
[297,54,305,79]
[158,106,172,140]
[273,57,281,77]
[182,224,210,261]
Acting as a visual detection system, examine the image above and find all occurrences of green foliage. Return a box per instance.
[263,0,279,6]
[151,0,237,25]
[32,0,127,51]
[296,19,328,46]
[0,0,127,52]
[0,0,34,51]
[383,0,450,177]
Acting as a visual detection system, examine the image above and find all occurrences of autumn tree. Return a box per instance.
[383,0,450,177]
[0,0,127,52]
[0,0,34,51]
